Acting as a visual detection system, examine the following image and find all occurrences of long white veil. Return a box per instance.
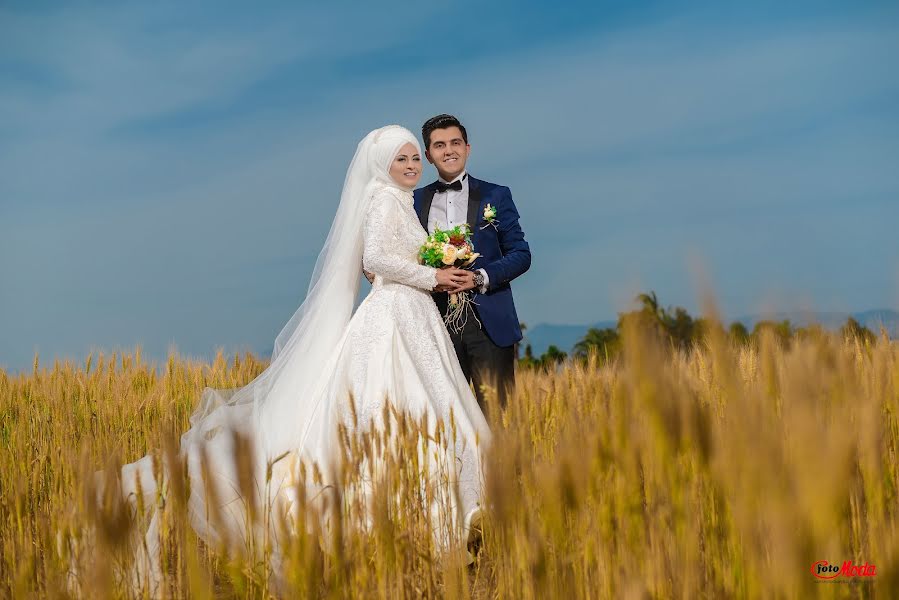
[184,124,422,462]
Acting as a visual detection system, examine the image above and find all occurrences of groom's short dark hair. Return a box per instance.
[422,114,468,150]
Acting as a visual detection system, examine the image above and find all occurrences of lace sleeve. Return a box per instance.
[362,190,438,291]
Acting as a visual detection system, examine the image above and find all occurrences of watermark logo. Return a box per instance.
[811,561,876,581]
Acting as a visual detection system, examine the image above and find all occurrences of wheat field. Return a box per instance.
[1,321,897,599]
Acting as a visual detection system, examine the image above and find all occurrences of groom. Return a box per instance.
[414,114,531,412]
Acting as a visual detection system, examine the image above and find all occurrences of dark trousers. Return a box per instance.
[448,308,516,415]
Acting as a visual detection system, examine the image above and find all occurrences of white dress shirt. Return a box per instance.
[427,171,489,293]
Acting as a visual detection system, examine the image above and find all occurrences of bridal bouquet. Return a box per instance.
[419,224,481,333]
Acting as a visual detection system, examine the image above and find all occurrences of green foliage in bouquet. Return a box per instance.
[418,224,477,268]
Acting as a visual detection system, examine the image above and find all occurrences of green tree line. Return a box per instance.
[520,291,878,369]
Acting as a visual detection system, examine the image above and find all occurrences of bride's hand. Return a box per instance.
[435,267,469,292]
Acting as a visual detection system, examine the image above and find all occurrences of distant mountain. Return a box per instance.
[523,309,899,357]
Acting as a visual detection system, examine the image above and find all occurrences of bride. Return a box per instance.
[89,125,492,593]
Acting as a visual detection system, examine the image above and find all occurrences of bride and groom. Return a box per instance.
[93,115,530,591]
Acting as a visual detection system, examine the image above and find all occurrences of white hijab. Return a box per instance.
[187,125,422,459]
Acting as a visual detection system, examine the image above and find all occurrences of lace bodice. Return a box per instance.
[362,185,437,291]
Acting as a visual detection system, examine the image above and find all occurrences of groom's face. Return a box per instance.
[425,126,470,181]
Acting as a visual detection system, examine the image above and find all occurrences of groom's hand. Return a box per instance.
[435,267,470,292]
[449,271,477,293]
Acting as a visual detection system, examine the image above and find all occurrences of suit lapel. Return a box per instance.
[466,176,482,231]
[418,184,437,231]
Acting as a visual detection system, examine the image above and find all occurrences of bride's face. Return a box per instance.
[388,143,422,188]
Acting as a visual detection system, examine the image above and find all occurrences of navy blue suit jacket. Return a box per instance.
[414,175,531,348]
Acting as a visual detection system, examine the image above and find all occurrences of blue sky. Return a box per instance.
[1,1,898,371]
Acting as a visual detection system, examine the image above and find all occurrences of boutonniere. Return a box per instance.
[480,203,500,231]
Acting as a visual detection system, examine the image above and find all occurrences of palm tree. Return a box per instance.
[573,327,620,363]
[636,291,662,320]
[840,317,875,344]
[539,345,567,368]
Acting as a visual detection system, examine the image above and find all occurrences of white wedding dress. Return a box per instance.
[85,126,491,596]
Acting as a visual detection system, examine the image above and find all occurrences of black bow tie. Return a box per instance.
[434,179,463,193]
